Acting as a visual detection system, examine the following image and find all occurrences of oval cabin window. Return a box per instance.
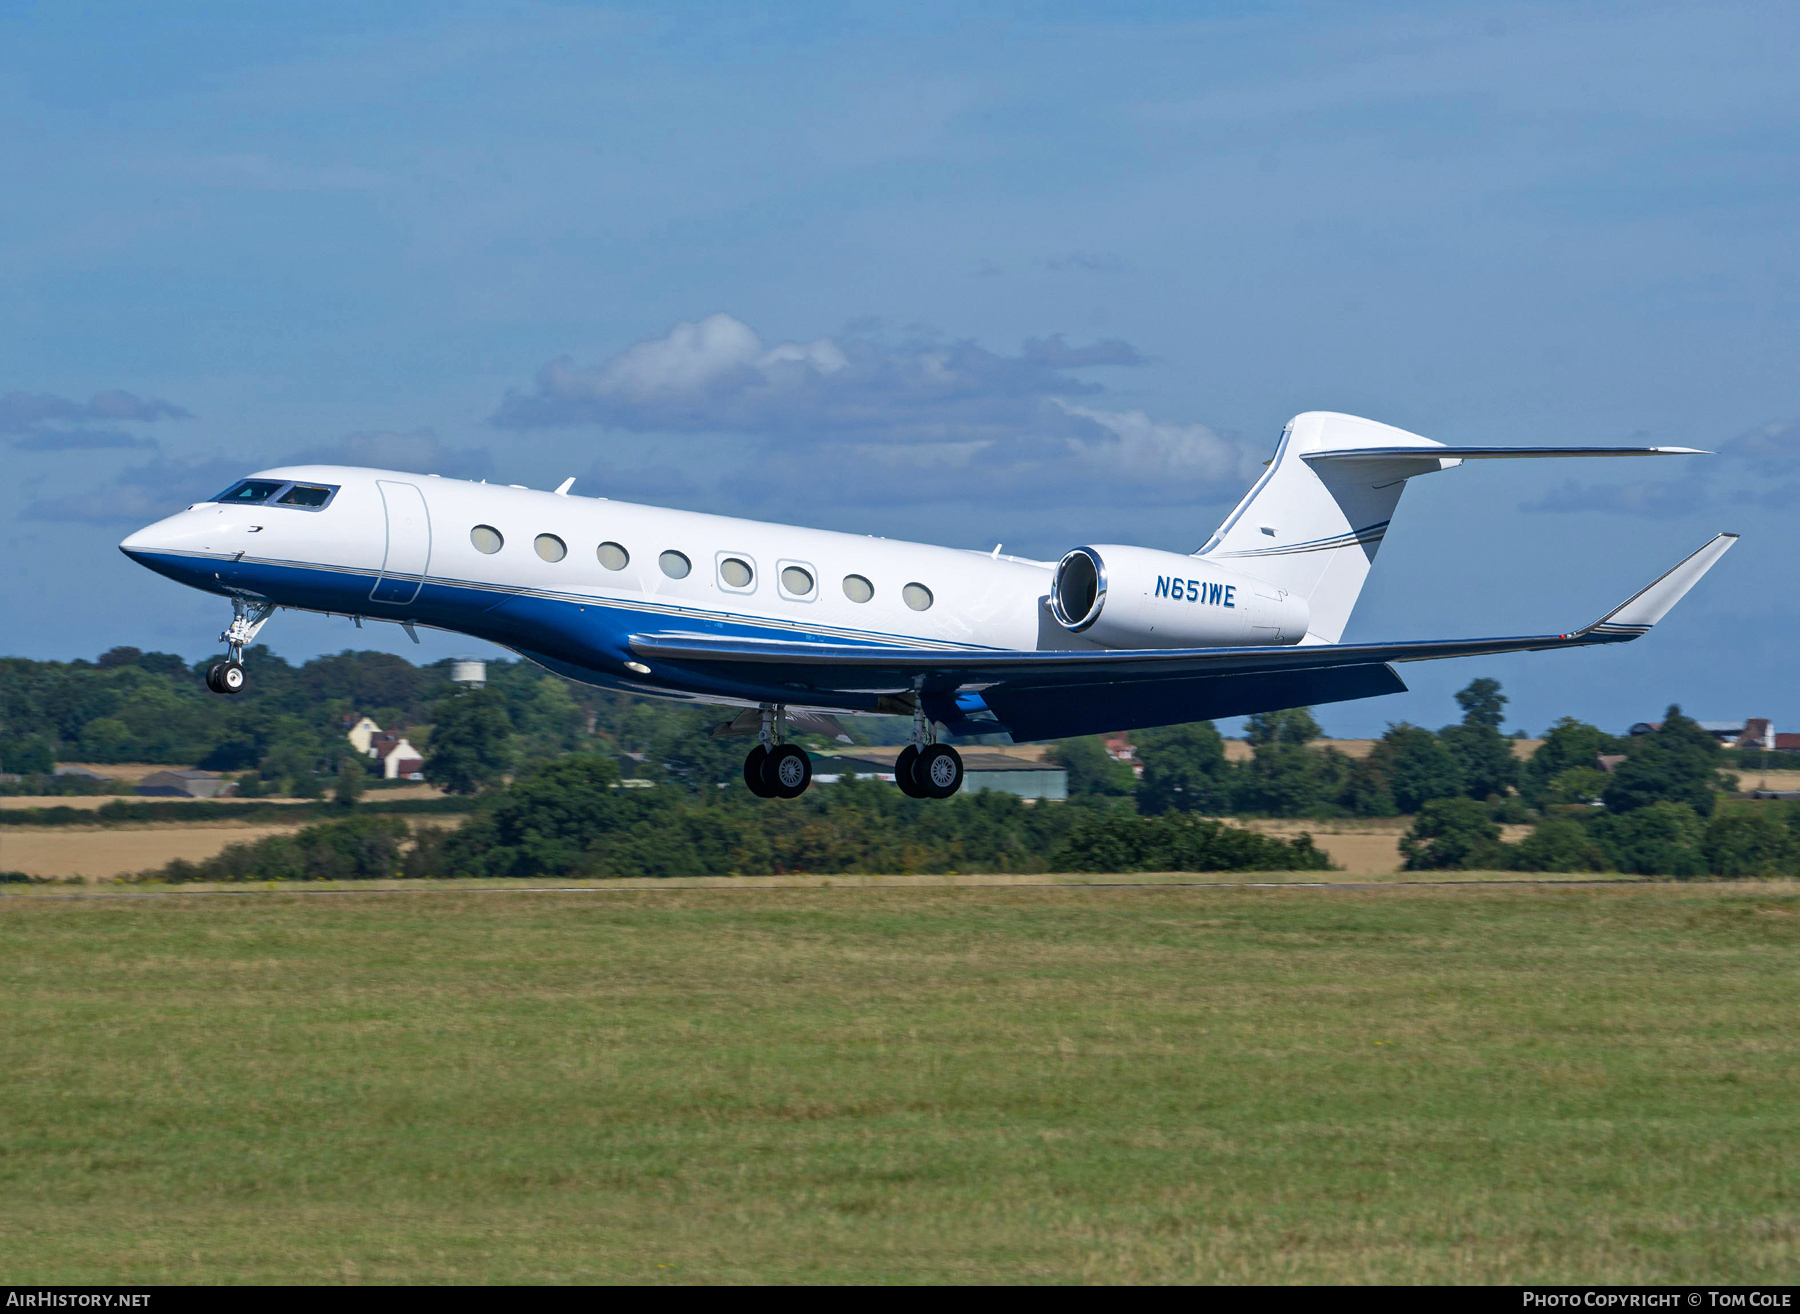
[781,566,815,596]
[720,557,753,588]
[471,525,503,555]
[534,534,567,563]
[596,542,629,571]
[659,551,691,579]
[903,582,934,612]
[842,574,874,603]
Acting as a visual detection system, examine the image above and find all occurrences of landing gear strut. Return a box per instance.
[895,697,963,799]
[743,705,812,799]
[205,598,274,696]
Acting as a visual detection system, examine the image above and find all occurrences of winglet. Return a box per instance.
[1582,533,1737,638]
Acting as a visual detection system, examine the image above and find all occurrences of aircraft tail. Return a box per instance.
[1197,411,1705,644]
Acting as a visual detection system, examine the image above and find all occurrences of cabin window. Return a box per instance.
[659,550,691,579]
[596,542,629,570]
[780,565,815,598]
[842,574,874,603]
[213,479,284,505]
[535,534,567,563]
[719,557,754,589]
[275,483,336,509]
[903,582,934,612]
[470,525,504,554]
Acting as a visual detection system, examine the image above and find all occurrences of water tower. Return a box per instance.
[451,658,487,687]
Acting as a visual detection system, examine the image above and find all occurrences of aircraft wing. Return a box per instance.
[627,533,1735,739]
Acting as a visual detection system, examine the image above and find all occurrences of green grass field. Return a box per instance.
[3,881,1797,1283]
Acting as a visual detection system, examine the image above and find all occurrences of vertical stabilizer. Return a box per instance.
[1198,412,1454,644]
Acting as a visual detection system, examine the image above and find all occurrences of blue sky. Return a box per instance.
[4,2,1795,736]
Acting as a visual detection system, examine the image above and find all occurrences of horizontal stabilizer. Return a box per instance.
[1302,444,1708,464]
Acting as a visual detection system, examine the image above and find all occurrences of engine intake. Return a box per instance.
[1050,544,1309,648]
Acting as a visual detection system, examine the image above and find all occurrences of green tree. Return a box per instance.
[1050,736,1137,796]
[1541,765,1611,807]
[147,815,411,883]
[1602,706,1728,817]
[1438,722,1519,800]
[1399,797,1509,870]
[1233,707,1336,816]
[331,758,366,809]
[1053,813,1332,872]
[507,674,587,762]
[1,735,54,774]
[1439,677,1518,800]
[424,687,515,795]
[1522,717,1625,804]
[1590,800,1708,876]
[1454,677,1507,729]
[1379,724,1464,813]
[1245,707,1322,747]
[443,753,628,876]
[1337,752,1398,816]
[1135,722,1232,814]
[1702,809,1800,878]
[1511,818,1611,872]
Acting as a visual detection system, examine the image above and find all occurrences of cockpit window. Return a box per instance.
[276,483,336,509]
[213,479,285,505]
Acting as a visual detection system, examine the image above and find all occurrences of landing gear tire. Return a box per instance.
[894,745,929,799]
[761,744,812,799]
[744,745,775,798]
[204,661,244,695]
[915,744,964,799]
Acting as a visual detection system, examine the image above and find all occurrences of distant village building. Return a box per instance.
[53,765,110,782]
[1629,718,1778,751]
[382,738,425,780]
[1104,734,1144,779]
[347,718,426,780]
[346,716,383,756]
[137,769,237,799]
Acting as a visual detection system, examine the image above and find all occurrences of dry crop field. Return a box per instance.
[1,880,1795,1283]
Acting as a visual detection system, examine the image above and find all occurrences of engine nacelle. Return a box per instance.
[1050,545,1310,648]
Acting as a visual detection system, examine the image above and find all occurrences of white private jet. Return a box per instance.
[119,410,1734,800]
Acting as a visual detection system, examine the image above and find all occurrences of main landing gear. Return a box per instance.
[743,706,813,799]
[204,598,274,696]
[738,699,965,800]
[894,697,964,799]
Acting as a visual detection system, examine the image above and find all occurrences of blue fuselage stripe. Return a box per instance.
[128,549,965,709]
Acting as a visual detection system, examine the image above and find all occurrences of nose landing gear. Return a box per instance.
[742,706,814,799]
[204,598,274,696]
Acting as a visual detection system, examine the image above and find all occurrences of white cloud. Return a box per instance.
[1054,401,1260,484]
[491,314,1143,441]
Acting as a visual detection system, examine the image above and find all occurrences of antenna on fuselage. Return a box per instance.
[554,477,575,496]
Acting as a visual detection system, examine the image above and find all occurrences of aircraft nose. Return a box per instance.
[118,523,162,561]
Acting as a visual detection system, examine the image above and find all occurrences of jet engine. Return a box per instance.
[1049,545,1310,648]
